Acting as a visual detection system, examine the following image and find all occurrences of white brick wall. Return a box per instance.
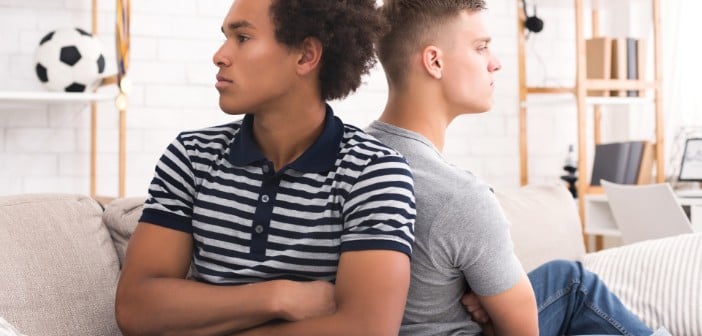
[0,0,587,197]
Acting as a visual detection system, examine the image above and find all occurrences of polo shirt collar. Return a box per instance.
[229,104,344,173]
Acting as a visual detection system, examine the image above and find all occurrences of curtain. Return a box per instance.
[662,0,702,178]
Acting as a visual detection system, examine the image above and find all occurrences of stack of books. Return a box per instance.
[590,140,654,186]
[585,37,646,97]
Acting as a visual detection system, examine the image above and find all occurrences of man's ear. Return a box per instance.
[296,37,323,76]
[422,45,443,80]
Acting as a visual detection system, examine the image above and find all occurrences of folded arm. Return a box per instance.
[466,273,538,336]
[115,223,336,336]
[235,249,411,336]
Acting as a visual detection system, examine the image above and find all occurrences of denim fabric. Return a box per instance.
[528,260,654,336]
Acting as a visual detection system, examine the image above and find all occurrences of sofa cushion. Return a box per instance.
[495,184,586,272]
[0,194,120,336]
[103,197,145,268]
[583,232,702,336]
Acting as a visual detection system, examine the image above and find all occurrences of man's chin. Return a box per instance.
[221,109,247,116]
[219,101,248,116]
[460,103,493,115]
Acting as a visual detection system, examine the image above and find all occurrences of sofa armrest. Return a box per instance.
[0,194,120,335]
[103,197,145,268]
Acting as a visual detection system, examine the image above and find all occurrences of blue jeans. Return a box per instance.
[528,260,653,336]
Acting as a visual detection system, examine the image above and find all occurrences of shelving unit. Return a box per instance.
[0,0,130,199]
[0,91,115,103]
[517,0,664,248]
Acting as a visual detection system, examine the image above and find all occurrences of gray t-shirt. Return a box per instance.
[367,121,523,336]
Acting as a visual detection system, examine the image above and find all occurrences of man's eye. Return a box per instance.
[238,35,250,43]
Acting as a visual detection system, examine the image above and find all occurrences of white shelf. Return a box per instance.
[583,227,623,237]
[521,94,654,108]
[0,91,115,103]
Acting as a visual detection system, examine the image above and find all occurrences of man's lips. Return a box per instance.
[216,75,233,89]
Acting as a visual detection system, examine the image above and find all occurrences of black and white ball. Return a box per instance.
[34,27,106,92]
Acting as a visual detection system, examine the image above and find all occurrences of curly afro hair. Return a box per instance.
[269,0,386,101]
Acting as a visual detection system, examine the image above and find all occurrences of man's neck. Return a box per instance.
[252,98,326,172]
[378,85,452,152]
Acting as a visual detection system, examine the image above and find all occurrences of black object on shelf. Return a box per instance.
[561,144,578,198]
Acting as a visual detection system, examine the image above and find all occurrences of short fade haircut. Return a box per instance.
[270,0,387,101]
[378,0,487,87]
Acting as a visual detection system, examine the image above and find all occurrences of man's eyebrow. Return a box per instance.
[476,37,492,43]
[221,20,254,33]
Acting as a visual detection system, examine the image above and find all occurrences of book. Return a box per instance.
[626,38,640,97]
[635,39,647,97]
[623,141,645,184]
[610,38,629,96]
[590,141,648,186]
[637,142,654,184]
[585,37,612,97]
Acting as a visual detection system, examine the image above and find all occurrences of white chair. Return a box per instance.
[601,180,693,244]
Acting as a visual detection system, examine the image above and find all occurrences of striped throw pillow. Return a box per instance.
[582,233,702,336]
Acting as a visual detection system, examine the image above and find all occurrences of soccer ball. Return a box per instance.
[34,27,106,92]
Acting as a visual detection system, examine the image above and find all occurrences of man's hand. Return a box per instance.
[462,290,495,336]
[466,274,539,336]
[278,280,337,321]
[461,290,490,324]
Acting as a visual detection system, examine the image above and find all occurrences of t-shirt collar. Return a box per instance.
[229,104,343,173]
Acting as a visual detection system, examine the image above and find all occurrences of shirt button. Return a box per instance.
[262,165,269,173]
[261,195,270,203]
[255,225,264,234]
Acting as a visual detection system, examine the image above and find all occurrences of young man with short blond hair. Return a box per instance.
[369,1,662,335]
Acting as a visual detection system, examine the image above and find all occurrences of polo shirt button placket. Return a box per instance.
[261,195,269,203]
[254,225,264,234]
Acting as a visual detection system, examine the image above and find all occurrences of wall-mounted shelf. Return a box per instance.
[0,0,130,199]
[0,91,115,103]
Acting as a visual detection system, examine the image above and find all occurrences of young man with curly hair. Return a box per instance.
[368,0,667,335]
[115,0,415,335]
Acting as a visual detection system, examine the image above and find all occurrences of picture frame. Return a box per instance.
[678,138,702,181]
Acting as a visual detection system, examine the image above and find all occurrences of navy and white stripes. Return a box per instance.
[140,112,415,285]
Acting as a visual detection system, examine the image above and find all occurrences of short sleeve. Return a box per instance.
[340,153,416,257]
[139,134,197,233]
[436,183,523,296]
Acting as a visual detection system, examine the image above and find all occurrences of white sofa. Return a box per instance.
[0,185,700,335]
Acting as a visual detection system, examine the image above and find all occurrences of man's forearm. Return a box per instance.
[235,250,411,336]
[235,310,398,336]
[116,277,284,335]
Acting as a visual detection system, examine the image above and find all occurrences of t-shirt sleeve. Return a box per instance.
[437,182,523,296]
[340,153,416,258]
[138,133,197,233]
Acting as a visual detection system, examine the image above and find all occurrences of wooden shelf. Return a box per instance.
[521,94,654,108]
[1,0,130,198]
[517,0,664,251]
[584,79,658,91]
[527,87,574,94]
[0,91,115,103]
[583,227,623,237]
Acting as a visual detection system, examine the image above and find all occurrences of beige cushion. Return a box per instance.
[103,197,145,268]
[0,194,120,336]
[583,233,702,336]
[495,184,586,272]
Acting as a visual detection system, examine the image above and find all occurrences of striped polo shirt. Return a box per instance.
[140,107,416,285]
